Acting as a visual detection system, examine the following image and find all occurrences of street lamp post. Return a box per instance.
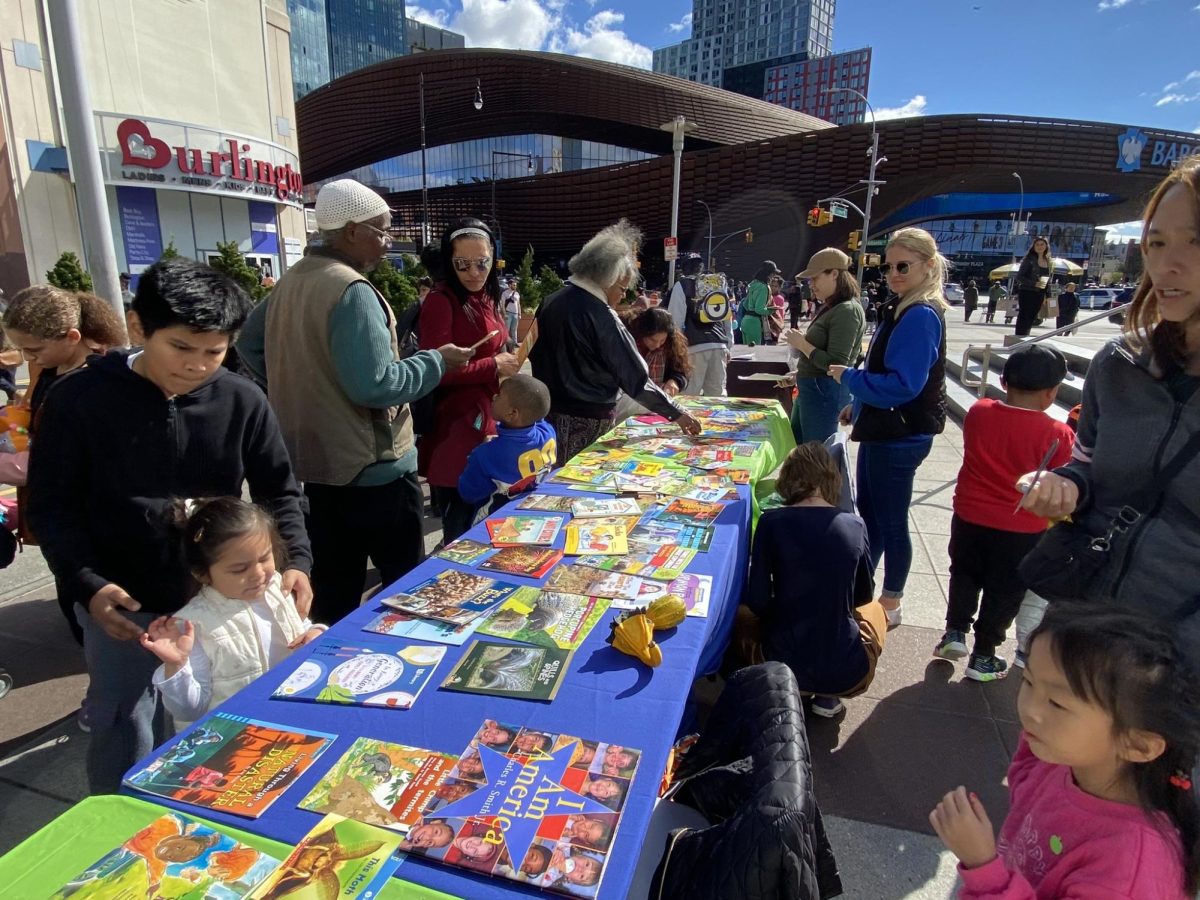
[822,87,883,286]
[491,150,534,260]
[695,199,714,269]
[420,73,483,247]
[659,116,697,286]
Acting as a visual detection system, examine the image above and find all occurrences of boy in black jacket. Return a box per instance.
[27,259,312,794]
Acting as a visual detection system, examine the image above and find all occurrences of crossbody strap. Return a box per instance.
[1148,426,1200,504]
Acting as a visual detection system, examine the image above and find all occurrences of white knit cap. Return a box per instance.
[314,179,391,230]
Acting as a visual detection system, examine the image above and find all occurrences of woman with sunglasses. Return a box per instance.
[1013,237,1053,337]
[419,218,521,542]
[829,228,949,628]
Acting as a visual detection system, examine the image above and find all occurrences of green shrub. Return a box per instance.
[45,251,93,292]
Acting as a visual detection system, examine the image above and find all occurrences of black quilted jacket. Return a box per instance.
[650,662,843,899]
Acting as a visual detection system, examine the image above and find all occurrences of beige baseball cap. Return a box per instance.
[796,247,852,279]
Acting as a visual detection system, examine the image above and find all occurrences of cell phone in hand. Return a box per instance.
[468,330,500,351]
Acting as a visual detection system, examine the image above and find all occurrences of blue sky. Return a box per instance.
[410,0,1200,236]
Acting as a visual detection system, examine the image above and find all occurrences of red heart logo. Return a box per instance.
[117,118,171,169]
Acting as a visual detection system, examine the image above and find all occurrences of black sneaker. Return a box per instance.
[966,654,1009,683]
[933,629,969,661]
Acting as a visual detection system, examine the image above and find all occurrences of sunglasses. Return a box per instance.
[879,261,917,276]
[452,257,493,273]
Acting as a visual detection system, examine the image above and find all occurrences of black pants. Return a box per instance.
[430,484,479,545]
[790,309,801,329]
[1056,308,1078,334]
[1014,289,1044,336]
[945,514,1040,657]
[305,473,426,625]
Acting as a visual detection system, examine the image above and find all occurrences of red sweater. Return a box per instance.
[417,285,508,487]
[954,399,1075,534]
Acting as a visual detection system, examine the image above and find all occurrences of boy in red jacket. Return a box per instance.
[934,346,1075,681]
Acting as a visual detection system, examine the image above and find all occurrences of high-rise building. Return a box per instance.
[653,0,836,88]
[759,46,871,125]
[290,0,332,99]
[407,17,466,54]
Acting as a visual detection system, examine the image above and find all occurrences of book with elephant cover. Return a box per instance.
[271,636,445,710]
[248,814,404,899]
[49,811,280,899]
[440,641,573,702]
[298,737,459,835]
[475,589,611,650]
[398,719,642,898]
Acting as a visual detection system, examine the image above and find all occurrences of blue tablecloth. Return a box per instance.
[121,477,751,899]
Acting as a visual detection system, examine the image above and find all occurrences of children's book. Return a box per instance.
[679,483,739,503]
[434,539,496,566]
[543,564,644,600]
[400,719,641,898]
[551,464,615,486]
[570,496,642,518]
[600,459,664,477]
[655,497,725,525]
[123,714,336,819]
[298,737,459,834]
[380,571,522,626]
[628,520,715,553]
[478,546,564,579]
[440,642,573,702]
[613,573,713,617]
[516,493,577,513]
[271,636,445,710]
[49,811,280,900]
[476,590,611,651]
[362,609,479,646]
[704,466,752,484]
[248,814,403,899]
[576,544,696,582]
[563,519,627,556]
[486,515,567,548]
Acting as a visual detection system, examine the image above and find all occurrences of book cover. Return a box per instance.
[600,460,664,477]
[381,572,522,626]
[271,637,445,710]
[400,719,641,898]
[440,642,573,702]
[485,515,567,548]
[476,590,611,651]
[298,737,459,834]
[655,497,725,525]
[563,520,627,556]
[613,573,713,617]
[124,714,336,819]
[679,483,739,503]
[569,496,642,518]
[478,546,564,579]
[576,544,696,582]
[434,539,496,566]
[248,814,403,899]
[628,520,714,552]
[516,493,577,513]
[550,465,616,488]
[543,564,644,600]
[361,609,478,646]
[49,811,280,900]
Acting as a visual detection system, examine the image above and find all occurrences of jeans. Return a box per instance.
[505,312,520,344]
[790,376,848,446]
[856,437,932,596]
[684,347,728,396]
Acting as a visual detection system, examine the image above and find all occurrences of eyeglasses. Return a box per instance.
[879,261,915,276]
[452,257,493,273]
[357,222,393,243]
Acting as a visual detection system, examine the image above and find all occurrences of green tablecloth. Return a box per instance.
[0,795,459,900]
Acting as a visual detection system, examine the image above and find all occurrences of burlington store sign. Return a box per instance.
[95,112,304,208]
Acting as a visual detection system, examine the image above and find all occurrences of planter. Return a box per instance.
[517,314,537,341]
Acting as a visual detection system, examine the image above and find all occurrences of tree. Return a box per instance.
[208,241,267,301]
[159,241,180,260]
[537,264,563,300]
[516,246,540,313]
[46,251,93,292]
[368,258,417,318]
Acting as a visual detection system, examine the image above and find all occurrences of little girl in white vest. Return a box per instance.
[141,497,326,732]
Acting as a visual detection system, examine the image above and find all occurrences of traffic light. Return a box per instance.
[807,207,820,226]
[744,229,754,243]
[818,209,833,226]
[848,230,861,251]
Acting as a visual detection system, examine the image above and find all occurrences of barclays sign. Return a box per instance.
[1117,126,1195,172]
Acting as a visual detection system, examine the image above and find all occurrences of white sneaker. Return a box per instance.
[884,604,902,629]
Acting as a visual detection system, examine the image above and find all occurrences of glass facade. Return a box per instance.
[289,0,332,99]
[326,0,408,81]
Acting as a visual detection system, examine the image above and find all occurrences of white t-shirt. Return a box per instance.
[502,289,520,315]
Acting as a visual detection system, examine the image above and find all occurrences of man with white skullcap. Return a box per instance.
[251,179,473,623]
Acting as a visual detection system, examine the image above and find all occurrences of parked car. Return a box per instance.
[942,283,964,306]
[1076,288,1122,310]
[1107,286,1136,325]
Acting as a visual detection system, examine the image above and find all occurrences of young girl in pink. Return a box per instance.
[931,605,1199,898]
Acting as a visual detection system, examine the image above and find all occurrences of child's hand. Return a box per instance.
[140,616,194,671]
[930,787,996,869]
[288,626,326,650]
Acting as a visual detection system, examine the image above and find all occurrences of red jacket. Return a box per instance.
[417,284,508,487]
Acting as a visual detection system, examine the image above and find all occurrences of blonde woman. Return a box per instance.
[830,228,949,628]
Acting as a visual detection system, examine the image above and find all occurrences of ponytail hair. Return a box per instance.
[3,285,125,350]
[885,228,950,312]
[166,497,284,578]
[1032,604,1200,895]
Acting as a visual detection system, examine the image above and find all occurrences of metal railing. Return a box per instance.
[959,302,1131,396]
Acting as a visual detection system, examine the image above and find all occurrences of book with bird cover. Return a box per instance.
[248,814,404,899]
[270,636,445,710]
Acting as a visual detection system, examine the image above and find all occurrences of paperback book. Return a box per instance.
[440,641,573,702]
[516,493,577,513]
[478,546,564,579]
[486,515,567,547]
[380,571,522,626]
[248,814,403,899]
[434,539,496,566]
[569,496,642,518]
[362,609,479,646]
[476,589,611,650]
[563,519,628,556]
[49,812,280,900]
[123,714,336,819]
[655,497,725,525]
[613,573,713,617]
[298,737,458,833]
[543,564,644,600]
[550,465,616,487]
[576,544,696,582]
[628,520,715,553]
[399,719,641,898]
[271,636,444,710]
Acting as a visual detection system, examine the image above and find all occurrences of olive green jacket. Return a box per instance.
[793,299,866,379]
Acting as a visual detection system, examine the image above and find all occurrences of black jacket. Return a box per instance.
[1016,256,1049,293]
[652,662,843,899]
[530,281,682,420]
[27,350,311,616]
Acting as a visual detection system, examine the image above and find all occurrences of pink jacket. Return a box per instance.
[960,736,1187,899]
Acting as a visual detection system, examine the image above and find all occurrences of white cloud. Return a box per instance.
[452,0,556,50]
[1103,221,1143,242]
[1097,0,1132,9]
[1155,71,1200,106]
[408,4,451,27]
[557,10,653,69]
[875,95,927,120]
[667,12,693,33]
